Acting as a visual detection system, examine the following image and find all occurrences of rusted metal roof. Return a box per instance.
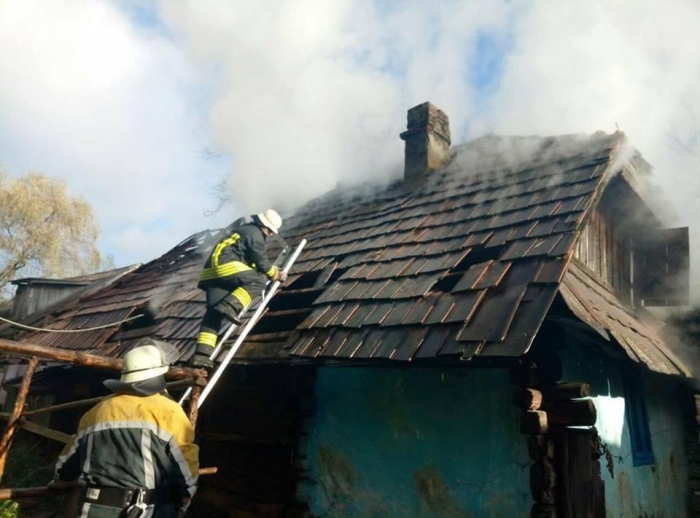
[14,131,687,372]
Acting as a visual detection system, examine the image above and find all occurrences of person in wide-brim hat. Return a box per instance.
[53,339,199,517]
[103,338,171,396]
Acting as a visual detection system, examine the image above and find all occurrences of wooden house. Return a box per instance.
[5,103,696,517]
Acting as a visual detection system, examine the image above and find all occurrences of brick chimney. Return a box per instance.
[399,102,451,180]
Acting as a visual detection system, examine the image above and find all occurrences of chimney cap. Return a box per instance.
[400,102,451,144]
[400,102,451,180]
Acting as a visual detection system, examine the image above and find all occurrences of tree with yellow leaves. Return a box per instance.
[0,171,102,294]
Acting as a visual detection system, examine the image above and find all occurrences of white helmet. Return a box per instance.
[119,343,169,383]
[256,209,283,234]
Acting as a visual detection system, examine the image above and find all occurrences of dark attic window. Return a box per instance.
[574,176,689,308]
[622,365,654,467]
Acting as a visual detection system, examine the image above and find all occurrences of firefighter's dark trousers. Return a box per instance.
[76,501,177,517]
[196,270,267,351]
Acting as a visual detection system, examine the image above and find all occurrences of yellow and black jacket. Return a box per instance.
[199,221,276,285]
[55,393,199,505]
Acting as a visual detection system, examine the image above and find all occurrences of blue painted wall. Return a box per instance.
[562,339,690,517]
[298,367,531,518]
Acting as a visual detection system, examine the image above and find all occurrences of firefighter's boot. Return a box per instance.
[189,344,215,369]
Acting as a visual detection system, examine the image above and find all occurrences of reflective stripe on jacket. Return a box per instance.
[200,222,276,282]
[55,393,199,503]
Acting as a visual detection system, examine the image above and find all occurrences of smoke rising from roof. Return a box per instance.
[3,0,700,278]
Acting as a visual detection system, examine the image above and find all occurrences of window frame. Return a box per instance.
[621,365,654,467]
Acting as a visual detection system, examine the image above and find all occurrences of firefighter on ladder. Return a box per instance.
[52,340,199,517]
[189,209,287,368]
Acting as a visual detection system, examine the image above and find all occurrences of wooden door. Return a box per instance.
[556,428,606,517]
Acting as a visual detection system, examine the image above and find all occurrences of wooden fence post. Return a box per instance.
[0,357,39,482]
[188,386,202,428]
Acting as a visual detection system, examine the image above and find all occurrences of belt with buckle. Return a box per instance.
[84,486,157,508]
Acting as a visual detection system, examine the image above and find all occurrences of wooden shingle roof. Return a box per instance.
[281,132,622,361]
[15,131,688,375]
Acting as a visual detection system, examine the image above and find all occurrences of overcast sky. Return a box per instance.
[1,0,700,277]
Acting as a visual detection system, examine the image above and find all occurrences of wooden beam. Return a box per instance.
[0,468,220,500]
[17,419,71,444]
[0,377,207,420]
[542,382,590,401]
[0,357,39,481]
[188,386,202,427]
[514,388,543,411]
[521,410,548,435]
[0,396,104,420]
[0,338,206,380]
[546,400,597,427]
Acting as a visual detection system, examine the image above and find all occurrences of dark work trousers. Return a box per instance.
[196,270,267,350]
[76,500,177,517]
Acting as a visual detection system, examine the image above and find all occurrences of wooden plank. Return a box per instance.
[444,290,487,325]
[0,339,204,380]
[344,303,381,328]
[17,419,71,444]
[372,328,407,359]
[311,304,346,328]
[391,327,429,361]
[316,328,353,358]
[352,329,387,359]
[382,301,418,326]
[414,327,452,358]
[558,279,610,340]
[524,234,564,257]
[312,262,338,287]
[0,380,211,420]
[480,285,558,357]
[457,284,527,342]
[534,256,571,284]
[501,239,537,260]
[459,260,544,343]
[423,294,457,325]
[402,295,440,325]
[557,428,606,517]
[549,233,577,256]
[360,302,393,326]
[474,261,512,289]
[333,329,370,358]
[452,261,493,292]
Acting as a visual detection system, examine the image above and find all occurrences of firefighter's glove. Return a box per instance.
[177,497,191,517]
[277,269,288,283]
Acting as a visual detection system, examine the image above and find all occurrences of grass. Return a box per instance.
[1,434,63,517]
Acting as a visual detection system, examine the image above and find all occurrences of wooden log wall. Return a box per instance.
[512,357,596,518]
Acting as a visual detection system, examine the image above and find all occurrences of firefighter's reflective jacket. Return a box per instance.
[55,392,199,509]
[199,221,276,285]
